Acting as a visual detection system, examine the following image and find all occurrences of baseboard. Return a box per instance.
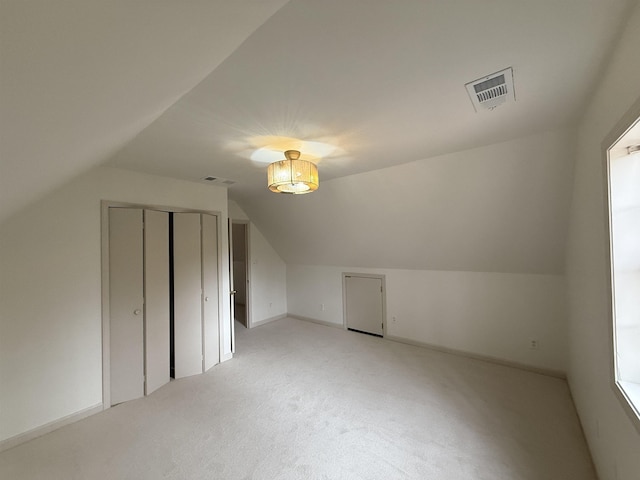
[288,314,344,329]
[0,402,103,453]
[288,317,565,379]
[220,351,233,362]
[251,313,287,328]
[385,335,566,379]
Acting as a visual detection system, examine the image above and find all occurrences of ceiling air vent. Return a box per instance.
[200,176,236,187]
[465,67,515,112]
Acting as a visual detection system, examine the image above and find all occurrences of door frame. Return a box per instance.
[231,220,252,329]
[342,272,387,337]
[100,200,224,410]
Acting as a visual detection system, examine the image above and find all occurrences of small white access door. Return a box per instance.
[344,274,385,337]
[109,208,144,405]
[173,212,204,378]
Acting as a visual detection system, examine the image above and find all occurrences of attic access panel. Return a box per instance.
[465,67,515,112]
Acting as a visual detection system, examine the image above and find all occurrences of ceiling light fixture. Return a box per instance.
[267,150,319,194]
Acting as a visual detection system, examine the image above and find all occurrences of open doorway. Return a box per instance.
[232,222,249,328]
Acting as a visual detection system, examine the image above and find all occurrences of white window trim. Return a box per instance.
[602,96,640,435]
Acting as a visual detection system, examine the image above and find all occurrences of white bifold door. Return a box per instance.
[173,212,203,378]
[201,214,220,371]
[143,210,171,394]
[109,208,145,405]
[172,212,220,378]
[109,208,219,406]
[109,208,170,405]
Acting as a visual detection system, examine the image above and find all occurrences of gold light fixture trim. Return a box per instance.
[267,150,319,194]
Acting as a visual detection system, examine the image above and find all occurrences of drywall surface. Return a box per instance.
[228,199,250,221]
[287,264,566,372]
[241,129,575,275]
[0,167,230,443]
[229,201,287,326]
[564,2,640,479]
[249,227,287,325]
[0,0,289,224]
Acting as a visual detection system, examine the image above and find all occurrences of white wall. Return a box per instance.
[229,201,287,326]
[249,228,287,325]
[0,0,290,224]
[0,166,231,443]
[565,2,640,479]
[240,129,575,275]
[287,264,566,372]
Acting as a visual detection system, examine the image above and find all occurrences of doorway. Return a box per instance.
[231,222,249,328]
[343,273,386,337]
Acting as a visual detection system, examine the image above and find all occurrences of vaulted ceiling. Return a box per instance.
[0,0,290,223]
[2,0,635,272]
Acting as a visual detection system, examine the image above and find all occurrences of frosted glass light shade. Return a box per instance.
[267,150,319,194]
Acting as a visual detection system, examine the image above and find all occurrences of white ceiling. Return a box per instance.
[106,0,630,198]
[2,0,635,273]
[0,0,289,223]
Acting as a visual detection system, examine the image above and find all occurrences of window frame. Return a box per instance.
[602,95,640,434]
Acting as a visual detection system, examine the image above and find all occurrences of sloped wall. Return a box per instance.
[239,129,575,275]
[0,167,231,443]
[565,2,640,479]
[236,129,575,373]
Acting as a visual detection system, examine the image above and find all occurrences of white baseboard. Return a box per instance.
[288,314,344,329]
[285,317,565,379]
[251,313,286,328]
[0,402,103,453]
[385,335,566,379]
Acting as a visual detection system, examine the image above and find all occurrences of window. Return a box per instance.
[607,112,640,428]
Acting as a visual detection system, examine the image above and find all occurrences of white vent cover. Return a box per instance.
[200,176,236,186]
[465,67,515,112]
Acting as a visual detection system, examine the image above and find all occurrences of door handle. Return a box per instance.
[204,296,209,302]
[230,290,237,295]
[133,309,142,316]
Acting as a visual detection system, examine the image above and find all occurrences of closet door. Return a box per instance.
[144,210,170,394]
[202,214,220,370]
[344,275,384,337]
[109,208,144,405]
[173,212,203,378]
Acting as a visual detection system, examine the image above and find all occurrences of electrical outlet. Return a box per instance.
[269,302,272,309]
[529,339,539,350]
[392,316,397,323]
[321,303,325,311]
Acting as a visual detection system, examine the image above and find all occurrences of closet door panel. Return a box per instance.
[202,214,220,370]
[173,212,203,378]
[109,208,144,405]
[144,210,170,395]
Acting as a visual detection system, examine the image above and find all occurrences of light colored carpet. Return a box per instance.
[0,317,596,479]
